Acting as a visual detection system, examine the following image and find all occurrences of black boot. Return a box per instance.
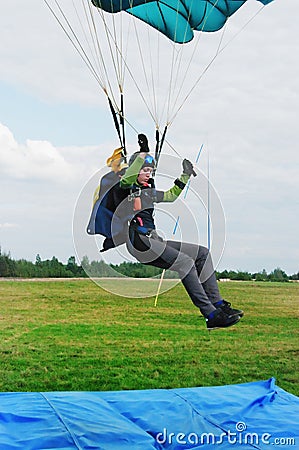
[206,309,240,330]
[218,300,244,318]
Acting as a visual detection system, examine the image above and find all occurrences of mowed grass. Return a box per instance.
[0,279,298,395]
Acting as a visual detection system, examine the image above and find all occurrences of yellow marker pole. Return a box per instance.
[154,269,166,307]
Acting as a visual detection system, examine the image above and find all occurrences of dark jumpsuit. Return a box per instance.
[120,155,223,317]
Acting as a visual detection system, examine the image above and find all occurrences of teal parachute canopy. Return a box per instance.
[91,0,274,43]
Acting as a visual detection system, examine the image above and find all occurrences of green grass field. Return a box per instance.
[0,279,298,395]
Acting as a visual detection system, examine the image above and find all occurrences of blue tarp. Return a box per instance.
[0,378,298,449]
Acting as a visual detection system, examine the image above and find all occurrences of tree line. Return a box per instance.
[0,247,298,282]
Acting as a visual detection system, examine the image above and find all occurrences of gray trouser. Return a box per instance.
[127,231,222,317]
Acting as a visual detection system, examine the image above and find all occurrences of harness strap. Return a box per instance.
[155,125,168,168]
[130,216,154,236]
[108,96,127,159]
[120,92,127,159]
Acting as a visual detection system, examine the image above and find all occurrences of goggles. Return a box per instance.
[143,154,156,167]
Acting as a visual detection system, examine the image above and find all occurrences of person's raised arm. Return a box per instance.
[119,153,147,188]
[158,159,195,203]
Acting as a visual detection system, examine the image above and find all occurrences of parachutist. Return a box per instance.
[87,137,243,329]
[120,147,243,330]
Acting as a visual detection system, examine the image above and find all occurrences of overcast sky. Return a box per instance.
[0,0,298,275]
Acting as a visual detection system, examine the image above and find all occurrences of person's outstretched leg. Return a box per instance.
[167,241,221,302]
[127,235,241,328]
[131,235,217,317]
[166,241,244,319]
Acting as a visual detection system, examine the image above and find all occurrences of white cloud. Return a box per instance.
[0,123,104,183]
[0,223,19,229]
[0,123,73,181]
[0,121,108,263]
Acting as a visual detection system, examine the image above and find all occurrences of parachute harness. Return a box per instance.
[107,94,127,158]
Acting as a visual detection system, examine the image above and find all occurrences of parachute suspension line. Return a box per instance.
[93,3,126,102]
[86,2,128,152]
[165,0,194,124]
[132,21,154,120]
[143,25,158,125]
[95,7,124,97]
[168,3,267,125]
[43,0,140,143]
[166,45,184,123]
[172,22,227,125]
[97,0,158,124]
[43,0,105,90]
[125,0,194,130]
[156,41,179,129]
[44,0,121,112]
[166,42,179,124]
[156,20,168,128]
[130,0,178,129]
[131,15,160,127]
[117,8,133,91]
[156,29,162,126]
[94,5,158,125]
[80,0,126,144]
[111,3,123,87]
[117,2,132,147]
[71,0,104,82]
[147,25,161,126]
[95,1,145,140]
[163,139,186,163]
[108,0,131,91]
[94,2,128,152]
[84,0,120,108]
[171,23,226,123]
[167,0,222,123]
[131,20,159,125]
[167,0,204,121]
[84,2,139,141]
[155,0,171,128]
